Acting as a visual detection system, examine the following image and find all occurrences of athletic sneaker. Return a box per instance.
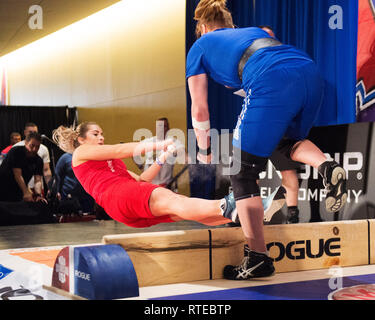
[221,192,239,224]
[222,187,287,225]
[223,245,275,280]
[318,161,348,213]
[263,186,287,222]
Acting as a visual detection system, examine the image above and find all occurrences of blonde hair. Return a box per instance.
[53,122,97,153]
[194,0,234,38]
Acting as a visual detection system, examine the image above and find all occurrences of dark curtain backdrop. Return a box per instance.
[253,0,358,126]
[186,0,358,199]
[0,106,77,172]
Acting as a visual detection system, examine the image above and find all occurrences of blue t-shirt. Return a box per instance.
[186,27,312,89]
[55,153,91,199]
[54,152,94,212]
[54,153,79,199]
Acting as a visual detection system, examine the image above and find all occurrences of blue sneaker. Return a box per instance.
[263,186,287,222]
[222,187,286,224]
[221,192,239,224]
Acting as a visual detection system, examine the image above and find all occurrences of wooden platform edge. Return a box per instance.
[369,220,375,265]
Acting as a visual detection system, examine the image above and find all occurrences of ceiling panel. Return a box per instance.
[0,0,121,57]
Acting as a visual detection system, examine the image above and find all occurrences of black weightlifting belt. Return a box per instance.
[238,37,282,81]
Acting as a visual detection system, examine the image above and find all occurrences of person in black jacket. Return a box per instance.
[0,132,45,203]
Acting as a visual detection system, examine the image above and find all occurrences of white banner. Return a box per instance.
[0,264,68,300]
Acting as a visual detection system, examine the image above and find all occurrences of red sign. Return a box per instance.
[332,284,375,300]
[51,246,70,293]
[356,0,375,121]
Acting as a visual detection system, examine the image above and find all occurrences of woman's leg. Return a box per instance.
[149,187,232,226]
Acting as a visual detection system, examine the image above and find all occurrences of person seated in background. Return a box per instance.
[0,132,46,203]
[51,152,95,214]
[13,122,52,188]
[0,132,22,165]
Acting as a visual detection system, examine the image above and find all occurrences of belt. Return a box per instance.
[238,37,282,81]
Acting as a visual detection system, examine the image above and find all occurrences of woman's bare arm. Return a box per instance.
[72,140,172,166]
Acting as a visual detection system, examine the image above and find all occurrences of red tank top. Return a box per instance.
[72,159,135,202]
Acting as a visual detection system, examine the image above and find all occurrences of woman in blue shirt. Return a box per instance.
[187,0,348,280]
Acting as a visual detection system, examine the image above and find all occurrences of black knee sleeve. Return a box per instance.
[275,138,299,160]
[230,148,268,201]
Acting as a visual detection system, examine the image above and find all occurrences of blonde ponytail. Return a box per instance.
[53,121,97,153]
[194,0,234,38]
[52,126,79,154]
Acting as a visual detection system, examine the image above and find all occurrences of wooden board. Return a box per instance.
[265,220,369,272]
[211,221,370,277]
[103,220,373,286]
[209,227,246,280]
[103,230,211,287]
[370,220,375,265]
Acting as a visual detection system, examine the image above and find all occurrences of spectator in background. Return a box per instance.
[0,132,45,203]
[0,132,22,165]
[268,148,301,224]
[13,122,52,189]
[52,152,95,213]
[258,25,275,38]
[134,118,176,188]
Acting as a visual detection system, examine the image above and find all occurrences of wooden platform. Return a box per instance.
[1,219,374,301]
[103,219,375,287]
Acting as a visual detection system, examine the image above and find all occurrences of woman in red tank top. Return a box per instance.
[52,122,237,228]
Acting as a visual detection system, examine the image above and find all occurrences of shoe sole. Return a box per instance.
[223,266,275,280]
[250,269,276,279]
[263,186,287,222]
[325,167,347,213]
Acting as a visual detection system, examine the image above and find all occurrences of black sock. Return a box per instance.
[287,206,299,223]
[287,206,299,215]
